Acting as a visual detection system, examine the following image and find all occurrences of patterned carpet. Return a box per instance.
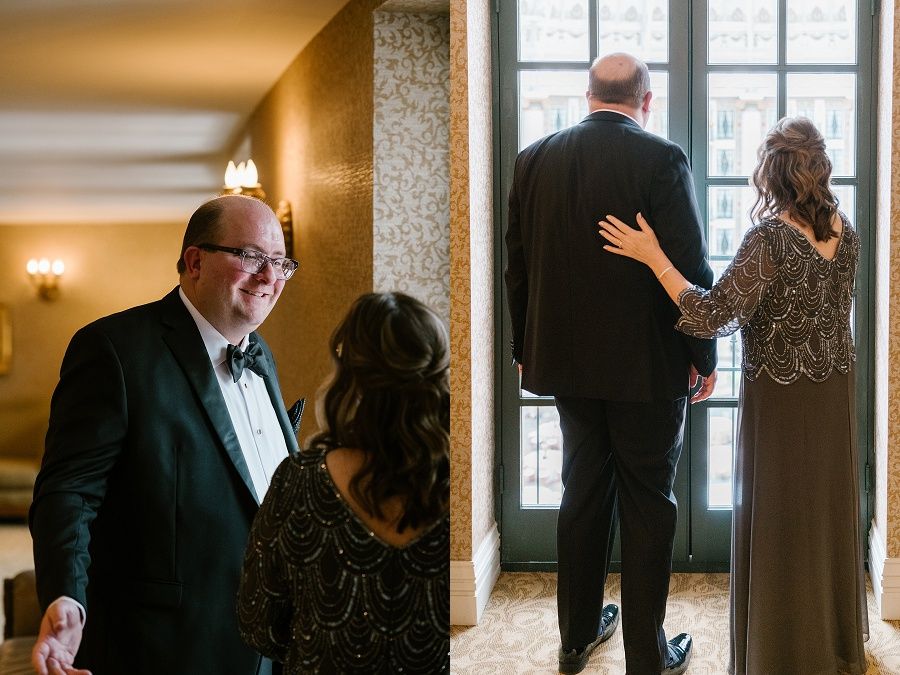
[450,572,900,674]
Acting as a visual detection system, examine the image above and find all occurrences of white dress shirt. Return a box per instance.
[179,288,289,504]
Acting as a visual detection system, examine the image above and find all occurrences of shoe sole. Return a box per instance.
[558,612,620,674]
[662,649,691,675]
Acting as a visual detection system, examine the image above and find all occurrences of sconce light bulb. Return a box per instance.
[37,258,51,274]
[244,159,259,187]
[224,161,239,189]
[26,259,38,275]
[51,260,65,276]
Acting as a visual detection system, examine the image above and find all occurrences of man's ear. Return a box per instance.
[642,90,653,113]
[183,247,202,279]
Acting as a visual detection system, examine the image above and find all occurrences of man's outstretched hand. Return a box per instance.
[32,598,91,675]
[689,365,717,404]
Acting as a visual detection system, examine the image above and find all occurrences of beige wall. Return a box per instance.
[0,223,184,460]
[245,0,384,438]
[875,0,900,560]
[449,0,494,562]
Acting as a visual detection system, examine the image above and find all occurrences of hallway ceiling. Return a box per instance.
[0,0,349,225]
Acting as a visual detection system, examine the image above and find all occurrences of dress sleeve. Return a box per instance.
[236,457,297,662]
[676,225,778,339]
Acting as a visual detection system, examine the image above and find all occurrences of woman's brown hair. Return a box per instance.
[307,292,449,533]
[751,116,840,242]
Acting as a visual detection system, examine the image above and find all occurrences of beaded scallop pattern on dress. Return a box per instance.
[237,450,449,674]
[677,214,859,384]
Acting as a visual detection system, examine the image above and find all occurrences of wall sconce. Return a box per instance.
[276,200,294,259]
[223,159,266,200]
[26,258,65,301]
[222,159,295,258]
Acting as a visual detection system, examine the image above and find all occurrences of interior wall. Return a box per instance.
[372,10,451,324]
[245,0,384,440]
[0,223,184,460]
[876,0,900,560]
[449,0,494,562]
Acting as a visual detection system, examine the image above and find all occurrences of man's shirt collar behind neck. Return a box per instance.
[591,108,641,126]
[178,286,248,367]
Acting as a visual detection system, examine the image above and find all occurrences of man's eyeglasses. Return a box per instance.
[197,244,299,280]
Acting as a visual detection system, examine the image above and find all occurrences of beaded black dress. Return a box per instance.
[236,448,449,674]
[677,215,868,675]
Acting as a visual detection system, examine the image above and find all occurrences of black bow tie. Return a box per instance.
[226,342,269,383]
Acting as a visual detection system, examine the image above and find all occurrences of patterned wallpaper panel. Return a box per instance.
[373,10,450,324]
[874,0,892,555]
[888,0,900,560]
[449,0,495,562]
[449,0,473,560]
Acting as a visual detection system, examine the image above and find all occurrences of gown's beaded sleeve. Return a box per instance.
[237,449,450,674]
[676,225,778,339]
[676,216,858,384]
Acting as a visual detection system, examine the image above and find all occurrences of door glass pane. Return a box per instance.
[708,408,736,508]
[519,70,587,150]
[521,406,563,507]
[708,73,777,177]
[832,184,855,224]
[597,0,669,64]
[708,0,778,64]
[786,73,856,176]
[519,0,590,62]
[712,334,743,399]
[708,185,757,257]
[786,0,857,64]
[647,71,669,139]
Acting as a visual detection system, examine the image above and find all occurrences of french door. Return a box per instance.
[496,0,874,571]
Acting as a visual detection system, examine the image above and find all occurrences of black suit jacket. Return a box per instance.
[30,287,299,675]
[505,111,716,401]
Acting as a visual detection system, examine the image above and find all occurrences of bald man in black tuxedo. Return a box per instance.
[506,53,717,675]
[30,195,299,675]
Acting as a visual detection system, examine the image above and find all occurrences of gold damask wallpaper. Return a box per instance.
[449,0,473,561]
[449,0,495,562]
[886,0,900,559]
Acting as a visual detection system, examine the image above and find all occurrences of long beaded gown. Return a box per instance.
[236,448,449,674]
[676,214,868,675]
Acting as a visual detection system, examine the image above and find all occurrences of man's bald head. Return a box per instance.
[588,52,651,108]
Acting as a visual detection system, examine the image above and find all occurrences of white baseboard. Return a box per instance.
[868,520,900,619]
[450,522,500,626]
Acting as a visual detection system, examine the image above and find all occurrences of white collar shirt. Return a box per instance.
[178,287,289,503]
[593,108,641,126]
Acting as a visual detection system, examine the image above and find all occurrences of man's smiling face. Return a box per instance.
[191,197,286,343]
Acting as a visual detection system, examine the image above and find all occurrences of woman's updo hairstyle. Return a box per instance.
[308,292,449,533]
[750,116,839,242]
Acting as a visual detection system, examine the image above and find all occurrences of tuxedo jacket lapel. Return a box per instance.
[158,290,260,502]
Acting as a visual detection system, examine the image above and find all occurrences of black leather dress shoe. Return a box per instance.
[661,633,693,675]
[557,604,620,674]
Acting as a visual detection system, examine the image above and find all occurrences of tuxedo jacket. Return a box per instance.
[30,287,299,675]
[505,110,717,401]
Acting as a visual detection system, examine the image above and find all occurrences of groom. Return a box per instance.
[505,53,717,674]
